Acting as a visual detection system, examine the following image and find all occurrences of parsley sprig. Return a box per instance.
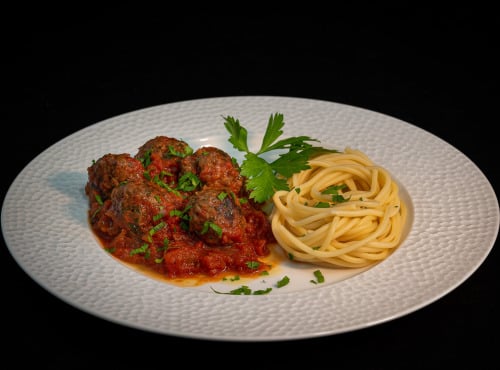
[223,113,338,203]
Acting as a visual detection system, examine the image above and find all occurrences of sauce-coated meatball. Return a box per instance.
[187,187,246,246]
[110,180,184,237]
[85,153,144,201]
[181,146,243,195]
[135,136,193,186]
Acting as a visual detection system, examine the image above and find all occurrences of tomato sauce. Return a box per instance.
[85,136,277,285]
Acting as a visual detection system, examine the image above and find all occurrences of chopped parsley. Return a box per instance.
[201,221,222,237]
[310,269,325,284]
[276,275,290,288]
[246,261,260,269]
[322,184,350,204]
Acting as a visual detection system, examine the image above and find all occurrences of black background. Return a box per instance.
[2,8,499,369]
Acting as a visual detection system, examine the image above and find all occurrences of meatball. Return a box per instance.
[187,187,246,246]
[135,136,193,187]
[85,153,144,201]
[180,146,244,195]
[135,135,192,160]
[109,180,185,238]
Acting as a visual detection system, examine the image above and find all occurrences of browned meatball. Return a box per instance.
[135,136,193,164]
[135,136,193,186]
[187,187,246,246]
[109,180,185,238]
[85,153,144,201]
[180,146,244,195]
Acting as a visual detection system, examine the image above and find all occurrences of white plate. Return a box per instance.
[2,96,499,341]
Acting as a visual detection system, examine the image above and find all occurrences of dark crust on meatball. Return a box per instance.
[135,136,192,162]
[85,153,144,201]
[110,180,185,236]
[187,187,246,246]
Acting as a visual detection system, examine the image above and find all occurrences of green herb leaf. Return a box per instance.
[95,194,103,205]
[313,269,325,283]
[177,172,201,191]
[130,243,149,257]
[201,221,222,237]
[211,285,252,295]
[276,275,290,288]
[258,112,285,153]
[241,153,290,203]
[223,115,249,152]
[246,261,260,269]
[314,202,330,208]
[322,184,349,203]
[223,113,338,203]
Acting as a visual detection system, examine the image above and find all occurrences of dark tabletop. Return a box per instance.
[2,10,499,369]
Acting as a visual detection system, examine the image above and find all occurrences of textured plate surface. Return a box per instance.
[2,96,499,341]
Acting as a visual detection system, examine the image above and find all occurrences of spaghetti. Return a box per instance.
[270,147,407,268]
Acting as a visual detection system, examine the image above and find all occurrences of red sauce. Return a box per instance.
[85,136,277,285]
